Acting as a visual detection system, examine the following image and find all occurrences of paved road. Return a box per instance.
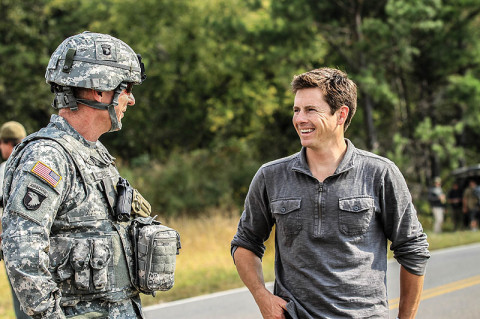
[145,243,480,319]
[399,243,480,318]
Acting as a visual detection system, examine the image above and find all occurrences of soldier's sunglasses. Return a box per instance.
[125,82,134,94]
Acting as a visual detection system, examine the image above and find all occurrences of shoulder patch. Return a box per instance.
[31,161,62,188]
[24,183,48,210]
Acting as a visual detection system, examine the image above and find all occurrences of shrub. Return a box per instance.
[120,142,261,217]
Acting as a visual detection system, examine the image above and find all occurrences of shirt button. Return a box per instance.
[281,207,286,213]
[353,205,359,211]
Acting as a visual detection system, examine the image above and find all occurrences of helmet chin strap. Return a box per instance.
[105,82,128,132]
[107,104,122,132]
[56,83,127,132]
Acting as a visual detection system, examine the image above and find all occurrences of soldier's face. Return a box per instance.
[114,89,135,122]
[100,88,135,129]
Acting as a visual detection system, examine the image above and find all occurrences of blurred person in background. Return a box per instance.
[0,120,29,319]
[427,176,446,233]
[231,67,430,319]
[463,179,480,231]
[447,182,463,231]
[0,121,27,208]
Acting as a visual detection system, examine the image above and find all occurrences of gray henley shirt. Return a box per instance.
[231,139,430,319]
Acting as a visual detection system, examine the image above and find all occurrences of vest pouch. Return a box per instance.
[49,237,75,282]
[57,233,132,300]
[132,217,181,295]
[70,238,92,291]
[90,238,112,290]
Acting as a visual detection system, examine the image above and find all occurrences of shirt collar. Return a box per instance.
[292,139,357,178]
[334,138,356,175]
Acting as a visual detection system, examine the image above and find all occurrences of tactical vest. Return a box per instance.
[8,126,138,305]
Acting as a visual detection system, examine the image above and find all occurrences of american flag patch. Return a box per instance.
[31,161,62,188]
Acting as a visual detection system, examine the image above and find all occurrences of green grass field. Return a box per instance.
[1,212,479,318]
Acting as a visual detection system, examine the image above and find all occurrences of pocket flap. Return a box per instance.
[90,238,111,270]
[49,237,75,269]
[70,239,91,271]
[271,198,301,215]
[339,197,374,212]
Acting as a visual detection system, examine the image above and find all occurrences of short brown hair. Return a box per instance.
[291,68,357,131]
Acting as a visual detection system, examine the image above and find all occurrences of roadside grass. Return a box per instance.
[1,211,479,318]
[139,210,277,307]
[0,261,15,319]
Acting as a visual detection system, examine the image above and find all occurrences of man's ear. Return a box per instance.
[337,105,349,125]
[92,89,103,102]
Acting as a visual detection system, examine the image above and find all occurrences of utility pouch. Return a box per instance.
[49,237,75,282]
[70,239,92,291]
[131,216,181,296]
[90,238,112,290]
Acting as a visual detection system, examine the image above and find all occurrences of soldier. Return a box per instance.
[1,32,155,318]
[0,121,27,207]
[0,121,29,319]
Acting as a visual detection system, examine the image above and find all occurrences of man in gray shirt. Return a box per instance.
[231,68,430,319]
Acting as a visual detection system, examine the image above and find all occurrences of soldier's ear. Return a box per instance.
[92,90,103,102]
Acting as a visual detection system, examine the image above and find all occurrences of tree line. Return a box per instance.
[2,0,480,216]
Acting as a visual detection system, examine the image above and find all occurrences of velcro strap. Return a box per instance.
[60,56,141,72]
[62,48,76,73]
[137,243,148,255]
[132,189,151,218]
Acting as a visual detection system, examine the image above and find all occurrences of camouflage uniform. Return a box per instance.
[2,115,143,318]
[2,32,148,319]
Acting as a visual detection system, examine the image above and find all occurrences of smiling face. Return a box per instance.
[291,68,357,132]
[293,87,347,151]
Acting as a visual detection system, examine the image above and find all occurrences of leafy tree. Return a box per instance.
[270,0,480,184]
[1,0,52,132]
[2,0,480,215]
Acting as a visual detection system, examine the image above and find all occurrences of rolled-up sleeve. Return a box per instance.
[231,167,275,261]
[381,164,430,276]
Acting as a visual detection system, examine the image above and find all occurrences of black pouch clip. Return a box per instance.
[116,177,133,222]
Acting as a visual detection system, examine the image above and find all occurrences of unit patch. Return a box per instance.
[31,161,62,188]
[23,183,48,210]
[96,40,117,61]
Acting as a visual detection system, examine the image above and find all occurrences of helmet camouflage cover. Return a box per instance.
[45,31,146,131]
[46,31,145,92]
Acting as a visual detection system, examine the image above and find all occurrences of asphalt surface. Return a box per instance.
[145,243,480,319]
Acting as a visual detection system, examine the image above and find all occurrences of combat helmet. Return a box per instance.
[45,31,146,131]
[0,121,27,141]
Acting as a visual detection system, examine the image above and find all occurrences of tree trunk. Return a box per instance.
[363,94,378,152]
[352,0,378,152]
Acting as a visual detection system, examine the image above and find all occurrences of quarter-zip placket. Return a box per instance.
[315,181,324,237]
